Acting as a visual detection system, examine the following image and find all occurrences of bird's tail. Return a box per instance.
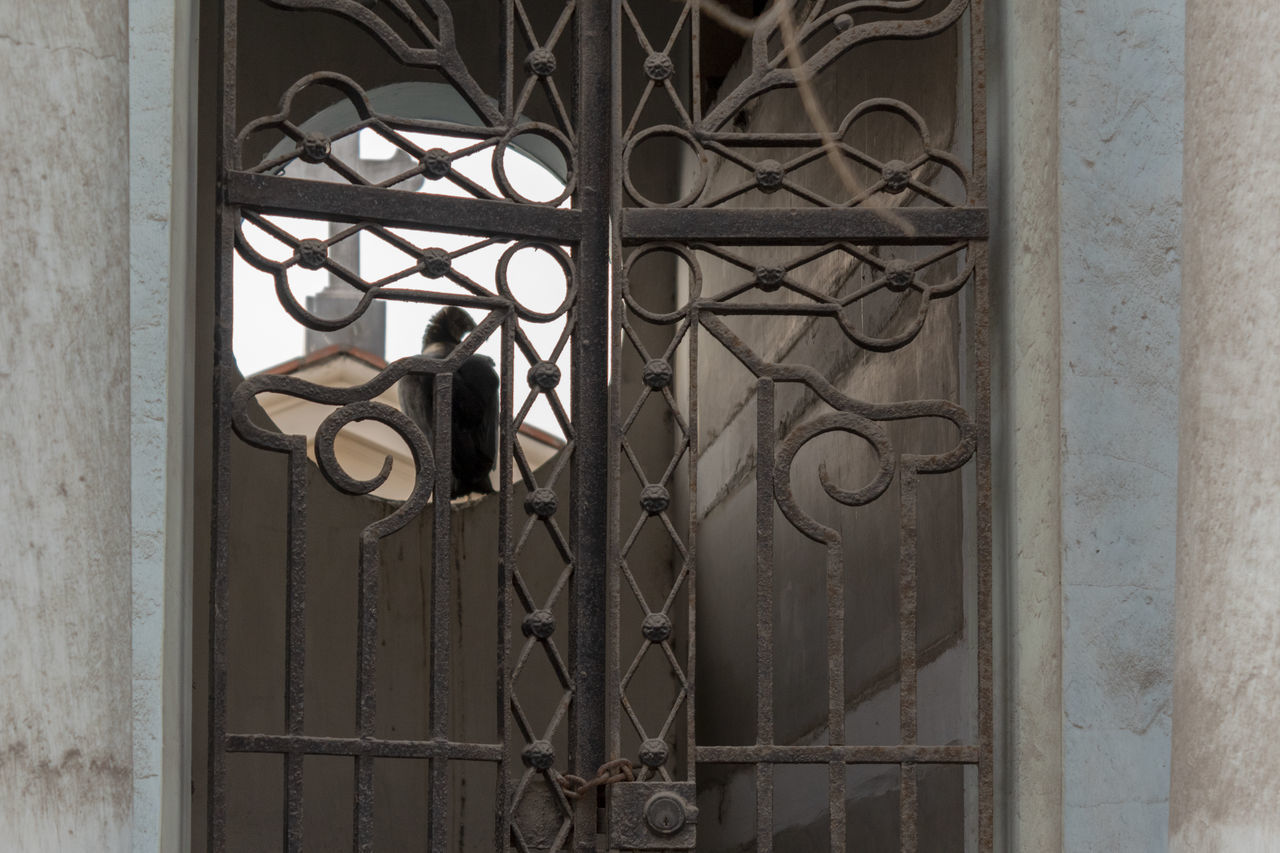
[424,305,476,348]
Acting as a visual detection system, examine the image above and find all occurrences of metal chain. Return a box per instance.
[556,758,635,801]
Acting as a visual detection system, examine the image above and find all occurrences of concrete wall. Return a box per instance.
[0,0,134,848]
[1056,0,1183,848]
[990,0,1184,847]
[129,0,198,847]
[987,0,1064,847]
[1171,1,1280,848]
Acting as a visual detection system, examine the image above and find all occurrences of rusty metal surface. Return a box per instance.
[609,782,698,849]
[210,0,990,850]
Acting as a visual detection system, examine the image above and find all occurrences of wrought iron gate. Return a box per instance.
[207,0,989,850]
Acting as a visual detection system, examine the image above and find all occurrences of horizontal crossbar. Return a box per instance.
[224,172,582,243]
[622,206,988,245]
[225,172,988,246]
[224,733,504,762]
[695,744,980,764]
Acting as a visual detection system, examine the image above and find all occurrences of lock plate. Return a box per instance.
[609,782,698,849]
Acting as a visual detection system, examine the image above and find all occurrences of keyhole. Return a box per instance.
[643,793,686,836]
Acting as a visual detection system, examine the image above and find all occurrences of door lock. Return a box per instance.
[610,782,697,849]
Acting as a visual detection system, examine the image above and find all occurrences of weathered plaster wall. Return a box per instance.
[0,0,134,848]
[1058,0,1183,848]
[1170,2,1280,849]
[987,0,1064,847]
[129,0,197,848]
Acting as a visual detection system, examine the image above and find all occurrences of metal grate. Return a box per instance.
[207,1,989,850]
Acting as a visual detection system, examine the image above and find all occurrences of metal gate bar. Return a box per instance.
[570,1,614,849]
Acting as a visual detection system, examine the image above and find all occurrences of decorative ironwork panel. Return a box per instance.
[609,1,989,851]
[207,0,988,850]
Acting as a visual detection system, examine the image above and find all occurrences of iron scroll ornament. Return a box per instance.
[259,0,504,126]
[229,306,505,526]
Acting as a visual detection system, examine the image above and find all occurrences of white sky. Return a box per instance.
[234,129,572,437]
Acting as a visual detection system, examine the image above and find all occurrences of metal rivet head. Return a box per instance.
[644,792,687,836]
[834,12,854,31]
[881,159,911,193]
[644,52,674,81]
[754,265,786,292]
[640,484,670,515]
[418,248,451,278]
[642,359,673,390]
[522,740,555,770]
[883,259,915,291]
[642,612,672,643]
[299,132,330,164]
[524,488,558,519]
[754,159,785,192]
[526,48,557,77]
[522,609,556,639]
[421,147,451,180]
[527,361,561,391]
[296,239,328,270]
[638,738,669,768]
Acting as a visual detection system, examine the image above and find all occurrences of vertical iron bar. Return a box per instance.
[827,539,847,853]
[974,241,994,853]
[970,0,993,846]
[899,467,919,745]
[691,0,702,124]
[899,466,919,852]
[284,452,308,852]
[208,0,237,846]
[499,2,515,844]
[608,269,622,815]
[497,315,515,850]
[572,1,614,849]
[428,373,454,853]
[208,206,234,853]
[755,378,775,852]
[830,759,847,853]
[502,0,515,122]
[686,310,699,788]
[353,536,379,851]
[900,762,919,853]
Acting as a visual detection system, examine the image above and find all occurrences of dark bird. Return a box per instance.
[399,306,499,498]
